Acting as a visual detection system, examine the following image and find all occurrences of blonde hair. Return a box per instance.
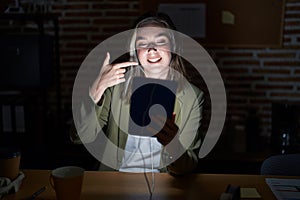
[122,13,187,100]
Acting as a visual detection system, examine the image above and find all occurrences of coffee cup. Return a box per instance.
[50,166,84,200]
[0,148,21,180]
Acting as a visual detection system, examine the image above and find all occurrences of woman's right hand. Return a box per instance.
[90,52,138,104]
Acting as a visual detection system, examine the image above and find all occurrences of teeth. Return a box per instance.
[148,57,161,63]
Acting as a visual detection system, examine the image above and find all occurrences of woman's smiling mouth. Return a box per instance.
[147,57,162,63]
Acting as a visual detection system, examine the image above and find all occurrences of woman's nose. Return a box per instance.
[147,46,157,52]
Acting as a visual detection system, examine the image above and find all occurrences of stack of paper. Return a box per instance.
[266,178,300,200]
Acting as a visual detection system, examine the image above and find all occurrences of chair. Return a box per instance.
[260,153,300,176]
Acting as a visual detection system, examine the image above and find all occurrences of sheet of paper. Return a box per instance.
[158,3,206,38]
[15,105,25,133]
[2,105,12,132]
[222,11,235,25]
[240,188,261,198]
[266,178,300,200]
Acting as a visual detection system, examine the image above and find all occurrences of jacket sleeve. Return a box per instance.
[70,87,112,144]
[165,89,204,175]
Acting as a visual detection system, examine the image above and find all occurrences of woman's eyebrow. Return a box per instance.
[136,36,145,41]
[136,33,168,41]
[155,33,169,38]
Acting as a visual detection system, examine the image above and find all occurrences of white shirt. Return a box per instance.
[119,134,162,172]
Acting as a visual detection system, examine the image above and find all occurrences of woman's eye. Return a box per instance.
[155,39,169,46]
[156,40,166,45]
[137,42,148,48]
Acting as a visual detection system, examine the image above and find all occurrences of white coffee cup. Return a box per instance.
[50,166,84,200]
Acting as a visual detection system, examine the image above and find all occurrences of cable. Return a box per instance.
[150,138,155,194]
[138,137,155,198]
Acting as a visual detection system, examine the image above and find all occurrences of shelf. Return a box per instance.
[0,13,61,169]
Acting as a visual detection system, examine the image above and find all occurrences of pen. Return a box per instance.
[27,186,46,200]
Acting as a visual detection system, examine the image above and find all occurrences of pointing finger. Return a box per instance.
[113,61,138,69]
[103,52,110,66]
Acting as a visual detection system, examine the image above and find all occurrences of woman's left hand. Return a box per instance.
[150,114,178,146]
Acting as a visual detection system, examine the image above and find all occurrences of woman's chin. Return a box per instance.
[143,65,169,78]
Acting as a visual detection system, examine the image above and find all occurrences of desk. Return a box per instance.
[3,170,298,200]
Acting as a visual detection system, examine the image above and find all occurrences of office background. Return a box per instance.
[0,0,299,173]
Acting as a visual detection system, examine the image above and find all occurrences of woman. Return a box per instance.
[73,12,204,175]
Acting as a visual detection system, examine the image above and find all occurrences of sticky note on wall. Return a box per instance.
[222,11,235,25]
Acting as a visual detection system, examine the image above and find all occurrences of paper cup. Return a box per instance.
[0,148,21,180]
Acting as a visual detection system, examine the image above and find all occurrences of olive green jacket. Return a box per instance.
[72,82,204,175]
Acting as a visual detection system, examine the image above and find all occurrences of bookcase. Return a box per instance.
[0,13,61,169]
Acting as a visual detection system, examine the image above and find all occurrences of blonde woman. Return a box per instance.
[74,12,204,175]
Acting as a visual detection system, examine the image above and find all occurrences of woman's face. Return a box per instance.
[135,25,172,79]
